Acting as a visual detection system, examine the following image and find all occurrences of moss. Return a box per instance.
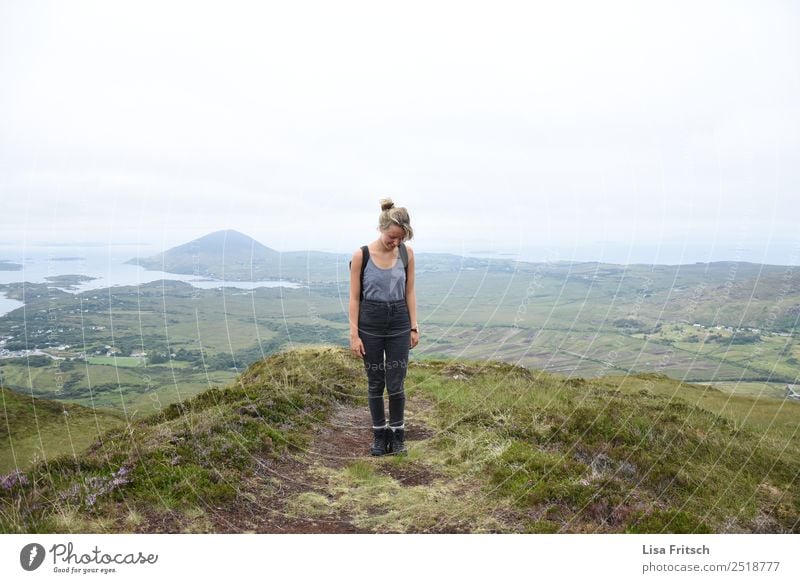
[346,460,376,482]
[488,441,589,507]
[128,456,236,509]
[285,492,335,518]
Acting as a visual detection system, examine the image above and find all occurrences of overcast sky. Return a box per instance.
[1,0,799,264]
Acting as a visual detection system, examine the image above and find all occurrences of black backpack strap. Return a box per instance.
[399,242,408,280]
[359,245,369,300]
[349,245,370,301]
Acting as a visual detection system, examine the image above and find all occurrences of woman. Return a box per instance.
[349,198,419,456]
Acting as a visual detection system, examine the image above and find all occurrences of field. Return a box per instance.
[0,258,797,418]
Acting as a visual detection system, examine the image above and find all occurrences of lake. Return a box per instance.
[0,243,305,317]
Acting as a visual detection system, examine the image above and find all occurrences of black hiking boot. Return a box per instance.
[384,425,393,455]
[389,425,407,456]
[371,425,389,456]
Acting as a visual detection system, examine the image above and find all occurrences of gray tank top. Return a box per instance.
[362,250,406,301]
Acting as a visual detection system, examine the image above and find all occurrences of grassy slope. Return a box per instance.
[1,345,797,533]
[0,387,126,474]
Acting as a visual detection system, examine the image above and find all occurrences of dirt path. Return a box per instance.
[198,393,438,533]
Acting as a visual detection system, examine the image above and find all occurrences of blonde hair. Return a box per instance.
[378,197,414,241]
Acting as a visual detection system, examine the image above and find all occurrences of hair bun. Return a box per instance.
[380,197,395,211]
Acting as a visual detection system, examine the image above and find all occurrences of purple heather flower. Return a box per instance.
[0,470,28,490]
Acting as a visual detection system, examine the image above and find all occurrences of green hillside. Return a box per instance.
[1,345,797,533]
[2,255,797,413]
[0,386,126,475]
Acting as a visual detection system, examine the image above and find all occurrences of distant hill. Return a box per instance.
[125,229,284,281]
[2,345,797,534]
[0,260,22,272]
[125,228,373,283]
[124,229,494,283]
[161,229,280,259]
[0,386,125,475]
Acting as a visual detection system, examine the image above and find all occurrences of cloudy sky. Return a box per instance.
[1,0,798,264]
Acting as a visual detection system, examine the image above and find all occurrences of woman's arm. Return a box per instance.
[405,245,419,342]
[349,249,364,354]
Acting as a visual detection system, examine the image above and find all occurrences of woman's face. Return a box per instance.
[380,225,406,249]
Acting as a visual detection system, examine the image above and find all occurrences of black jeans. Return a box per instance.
[358,298,411,428]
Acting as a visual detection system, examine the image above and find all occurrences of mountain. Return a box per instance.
[125,229,495,283]
[2,345,797,534]
[125,229,283,281]
[165,229,280,259]
[126,229,357,283]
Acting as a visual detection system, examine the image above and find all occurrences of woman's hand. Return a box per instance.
[410,330,419,349]
[350,335,365,358]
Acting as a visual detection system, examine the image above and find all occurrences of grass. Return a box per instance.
[0,345,364,533]
[86,356,144,367]
[407,359,800,533]
[0,360,237,415]
[0,386,126,474]
[1,345,798,533]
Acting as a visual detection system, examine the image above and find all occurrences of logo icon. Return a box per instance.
[20,543,46,571]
